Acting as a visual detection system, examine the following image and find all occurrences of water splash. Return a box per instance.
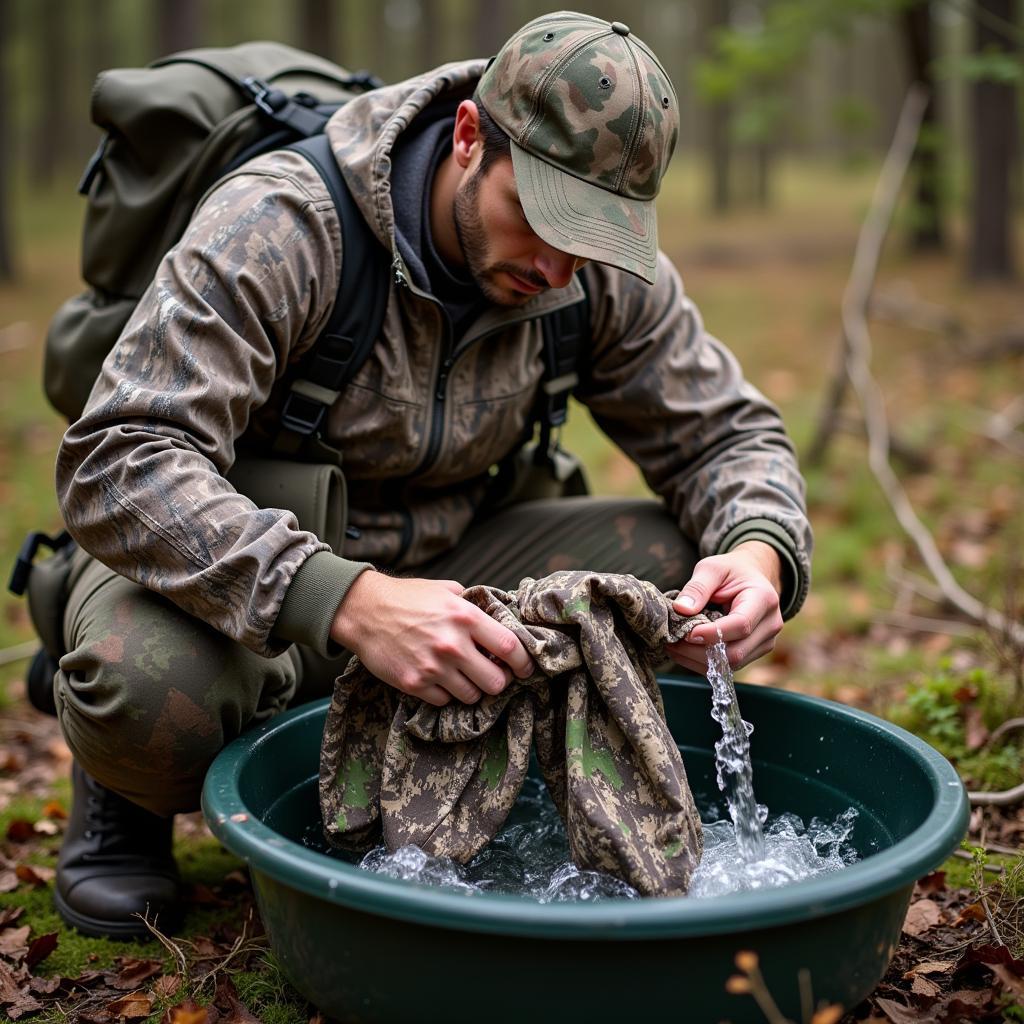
[705,631,766,862]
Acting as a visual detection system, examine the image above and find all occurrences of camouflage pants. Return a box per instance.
[54,497,698,817]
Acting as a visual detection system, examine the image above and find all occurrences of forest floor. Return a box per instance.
[0,157,1022,1023]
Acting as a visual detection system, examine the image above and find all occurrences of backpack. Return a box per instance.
[45,40,589,464]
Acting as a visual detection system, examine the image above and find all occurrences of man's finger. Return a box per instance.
[440,671,485,704]
[473,614,534,678]
[686,589,775,646]
[418,683,454,707]
[463,648,512,695]
[672,558,729,615]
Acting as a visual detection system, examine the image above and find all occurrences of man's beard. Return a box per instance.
[453,167,548,307]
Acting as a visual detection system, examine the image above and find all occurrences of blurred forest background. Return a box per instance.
[0,2,1022,1019]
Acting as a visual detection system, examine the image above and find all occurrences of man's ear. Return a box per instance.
[452,100,482,170]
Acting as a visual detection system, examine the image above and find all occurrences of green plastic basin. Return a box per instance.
[202,678,968,1024]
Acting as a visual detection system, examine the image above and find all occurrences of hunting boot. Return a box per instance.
[55,762,181,939]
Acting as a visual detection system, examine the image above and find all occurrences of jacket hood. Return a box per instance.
[326,59,487,256]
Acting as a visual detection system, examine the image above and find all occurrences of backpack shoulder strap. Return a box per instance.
[273,133,392,456]
[534,273,591,464]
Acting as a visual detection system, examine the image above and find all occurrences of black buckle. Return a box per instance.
[280,392,327,437]
[8,530,73,597]
[310,334,356,388]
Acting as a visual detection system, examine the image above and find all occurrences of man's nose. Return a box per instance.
[534,245,582,289]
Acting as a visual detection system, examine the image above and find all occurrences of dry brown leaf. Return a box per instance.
[0,907,24,931]
[166,1000,210,1024]
[989,963,1024,1000]
[41,801,66,820]
[15,864,54,886]
[953,902,987,926]
[0,926,30,955]
[104,991,155,1020]
[153,974,181,999]
[902,898,941,936]
[4,821,33,844]
[916,871,946,895]
[0,872,17,894]
[903,959,956,978]
[874,996,927,1024]
[25,932,58,970]
[109,957,163,991]
[213,975,261,1024]
[910,974,940,998]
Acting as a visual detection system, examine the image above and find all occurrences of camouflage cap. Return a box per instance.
[476,11,679,285]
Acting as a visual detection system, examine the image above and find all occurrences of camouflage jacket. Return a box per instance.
[320,570,705,897]
[56,59,812,658]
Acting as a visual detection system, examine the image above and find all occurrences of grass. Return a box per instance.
[1,154,1023,1018]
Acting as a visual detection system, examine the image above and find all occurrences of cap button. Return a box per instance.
[610,21,630,36]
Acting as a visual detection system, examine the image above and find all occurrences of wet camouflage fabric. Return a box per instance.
[56,54,811,660]
[320,570,709,897]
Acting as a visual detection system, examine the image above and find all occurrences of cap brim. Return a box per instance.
[510,141,658,286]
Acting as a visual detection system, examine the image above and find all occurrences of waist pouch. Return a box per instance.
[25,538,77,658]
[226,456,347,552]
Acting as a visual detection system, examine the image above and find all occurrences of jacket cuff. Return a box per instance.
[273,551,372,656]
[718,519,808,620]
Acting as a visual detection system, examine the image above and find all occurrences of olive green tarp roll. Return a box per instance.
[319,570,710,897]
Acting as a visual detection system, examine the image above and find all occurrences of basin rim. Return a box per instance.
[202,680,969,940]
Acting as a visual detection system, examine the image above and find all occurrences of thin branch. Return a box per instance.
[871,611,977,636]
[0,641,38,667]
[969,781,1024,807]
[937,0,1024,45]
[841,84,1024,650]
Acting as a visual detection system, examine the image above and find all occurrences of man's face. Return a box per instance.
[453,155,587,307]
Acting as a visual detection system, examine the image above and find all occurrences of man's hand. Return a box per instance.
[330,571,535,707]
[665,540,784,674]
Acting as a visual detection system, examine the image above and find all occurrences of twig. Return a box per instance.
[986,718,1024,745]
[0,641,38,667]
[872,610,977,637]
[953,849,1005,872]
[139,912,190,980]
[839,84,1024,650]
[969,781,1024,807]
[981,891,1005,946]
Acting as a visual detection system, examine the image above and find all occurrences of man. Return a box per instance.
[52,11,811,938]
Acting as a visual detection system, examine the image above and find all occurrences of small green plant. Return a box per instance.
[887,662,1023,792]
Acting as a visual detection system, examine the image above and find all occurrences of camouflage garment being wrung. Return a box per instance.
[320,570,709,897]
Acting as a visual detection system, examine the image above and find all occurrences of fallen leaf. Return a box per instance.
[0,926,30,955]
[15,864,54,886]
[308,1015,326,1024]
[0,908,24,930]
[953,902,986,926]
[4,821,33,843]
[213,975,261,1024]
[153,974,181,999]
[902,898,941,936]
[916,871,946,895]
[41,801,66,820]
[0,873,16,894]
[874,996,925,1024]
[25,932,58,969]
[165,999,210,1024]
[108,957,163,991]
[104,991,154,1020]
[903,959,956,978]
[910,975,940,997]
[989,963,1024,998]
[185,883,227,907]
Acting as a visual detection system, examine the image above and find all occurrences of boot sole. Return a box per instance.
[53,886,181,941]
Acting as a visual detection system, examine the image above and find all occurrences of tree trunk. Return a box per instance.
[902,2,945,250]
[474,0,511,59]
[700,0,732,213]
[30,0,71,187]
[968,0,1017,280]
[299,0,336,60]
[0,0,15,281]
[420,0,443,71]
[155,0,203,58]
